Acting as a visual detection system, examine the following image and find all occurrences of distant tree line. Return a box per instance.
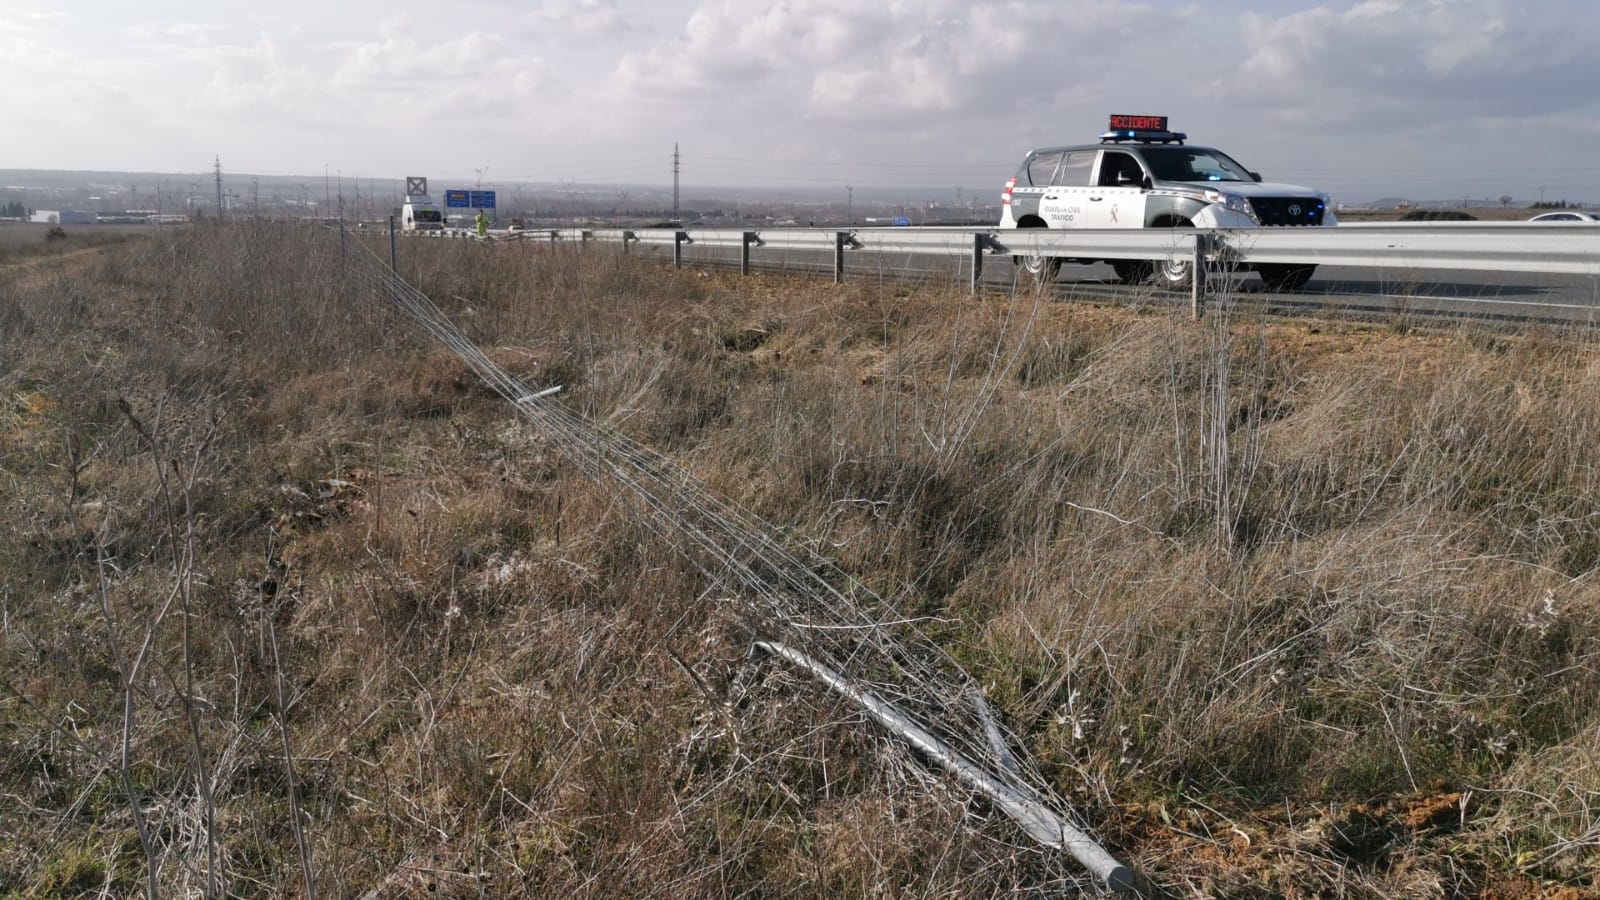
[1,200,26,218]
[1530,200,1576,210]
[1401,209,1478,221]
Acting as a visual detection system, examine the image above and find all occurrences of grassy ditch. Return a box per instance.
[1,222,1597,896]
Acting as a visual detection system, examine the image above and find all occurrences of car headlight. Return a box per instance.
[1204,190,1260,224]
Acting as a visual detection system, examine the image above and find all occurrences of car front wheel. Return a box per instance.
[1257,264,1316,291]
[1154,219,1195,291]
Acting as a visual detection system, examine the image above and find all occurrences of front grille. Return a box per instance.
[1248,197,1326,226]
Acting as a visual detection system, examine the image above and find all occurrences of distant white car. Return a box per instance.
[1528,211,1600,223]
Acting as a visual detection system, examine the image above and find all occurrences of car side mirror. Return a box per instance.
[1141,174,1153,190]
[1249,171,1262,182]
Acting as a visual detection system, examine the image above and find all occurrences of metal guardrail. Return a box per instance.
[511,222,1600,277]
[1229,223,1600,275]
[478,223,1600,321]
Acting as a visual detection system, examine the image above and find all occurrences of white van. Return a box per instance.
[400,195,445,232]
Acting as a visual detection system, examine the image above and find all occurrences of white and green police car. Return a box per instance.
[1000,115,1336,290]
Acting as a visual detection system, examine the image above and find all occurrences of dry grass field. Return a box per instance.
[0,222,148,265]
[2,222,1598,897]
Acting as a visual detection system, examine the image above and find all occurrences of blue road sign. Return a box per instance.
[469,190,496,209]
[445,190,470,208]
[892,216,911,226]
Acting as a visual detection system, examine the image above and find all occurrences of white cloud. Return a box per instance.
[324,17,549,129]
[333,19,508,87]
[0,8,65,31]
[612,0,1161,122]
[1225,0,1600,128]
[123,21,229,44]
[533,0,627,39]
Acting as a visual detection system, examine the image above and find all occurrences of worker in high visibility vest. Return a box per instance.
[475,210,488,237]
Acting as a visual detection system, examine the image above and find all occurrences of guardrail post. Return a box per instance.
[1190,233,1209,320]
[674,230,689,268]
[742,231,758,276]
[834,231,847,283]
[622,230,637,254]
[970,233,985,295]
[388,215,397,273]
[580,230,593,244]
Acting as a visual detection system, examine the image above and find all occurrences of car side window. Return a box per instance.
[1027,152,1064,186]
[1143,149,1195,181]
[1096,151,1142,187]
[1054,151,1094,187]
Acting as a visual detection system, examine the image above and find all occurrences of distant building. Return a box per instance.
[31,210,94,225]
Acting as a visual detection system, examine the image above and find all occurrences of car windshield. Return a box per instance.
[1141,147,1254,183]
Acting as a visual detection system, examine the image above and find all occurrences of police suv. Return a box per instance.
[1000,115,1335,290]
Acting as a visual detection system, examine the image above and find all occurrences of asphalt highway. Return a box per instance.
[1047,261,1600,325]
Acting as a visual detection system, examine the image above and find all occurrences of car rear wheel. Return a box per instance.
[1020,253,1061,283]
[1257,264,1316,291]
[1015,221,1059,284]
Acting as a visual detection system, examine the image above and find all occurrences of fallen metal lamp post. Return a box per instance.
[753,640,1140,895]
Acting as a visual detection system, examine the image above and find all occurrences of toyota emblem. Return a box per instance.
[1287,204,1303,216]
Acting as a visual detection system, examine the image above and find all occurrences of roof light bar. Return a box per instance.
[1100,114,1186,144]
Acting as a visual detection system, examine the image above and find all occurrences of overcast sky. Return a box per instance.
[4,0,1599,203]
